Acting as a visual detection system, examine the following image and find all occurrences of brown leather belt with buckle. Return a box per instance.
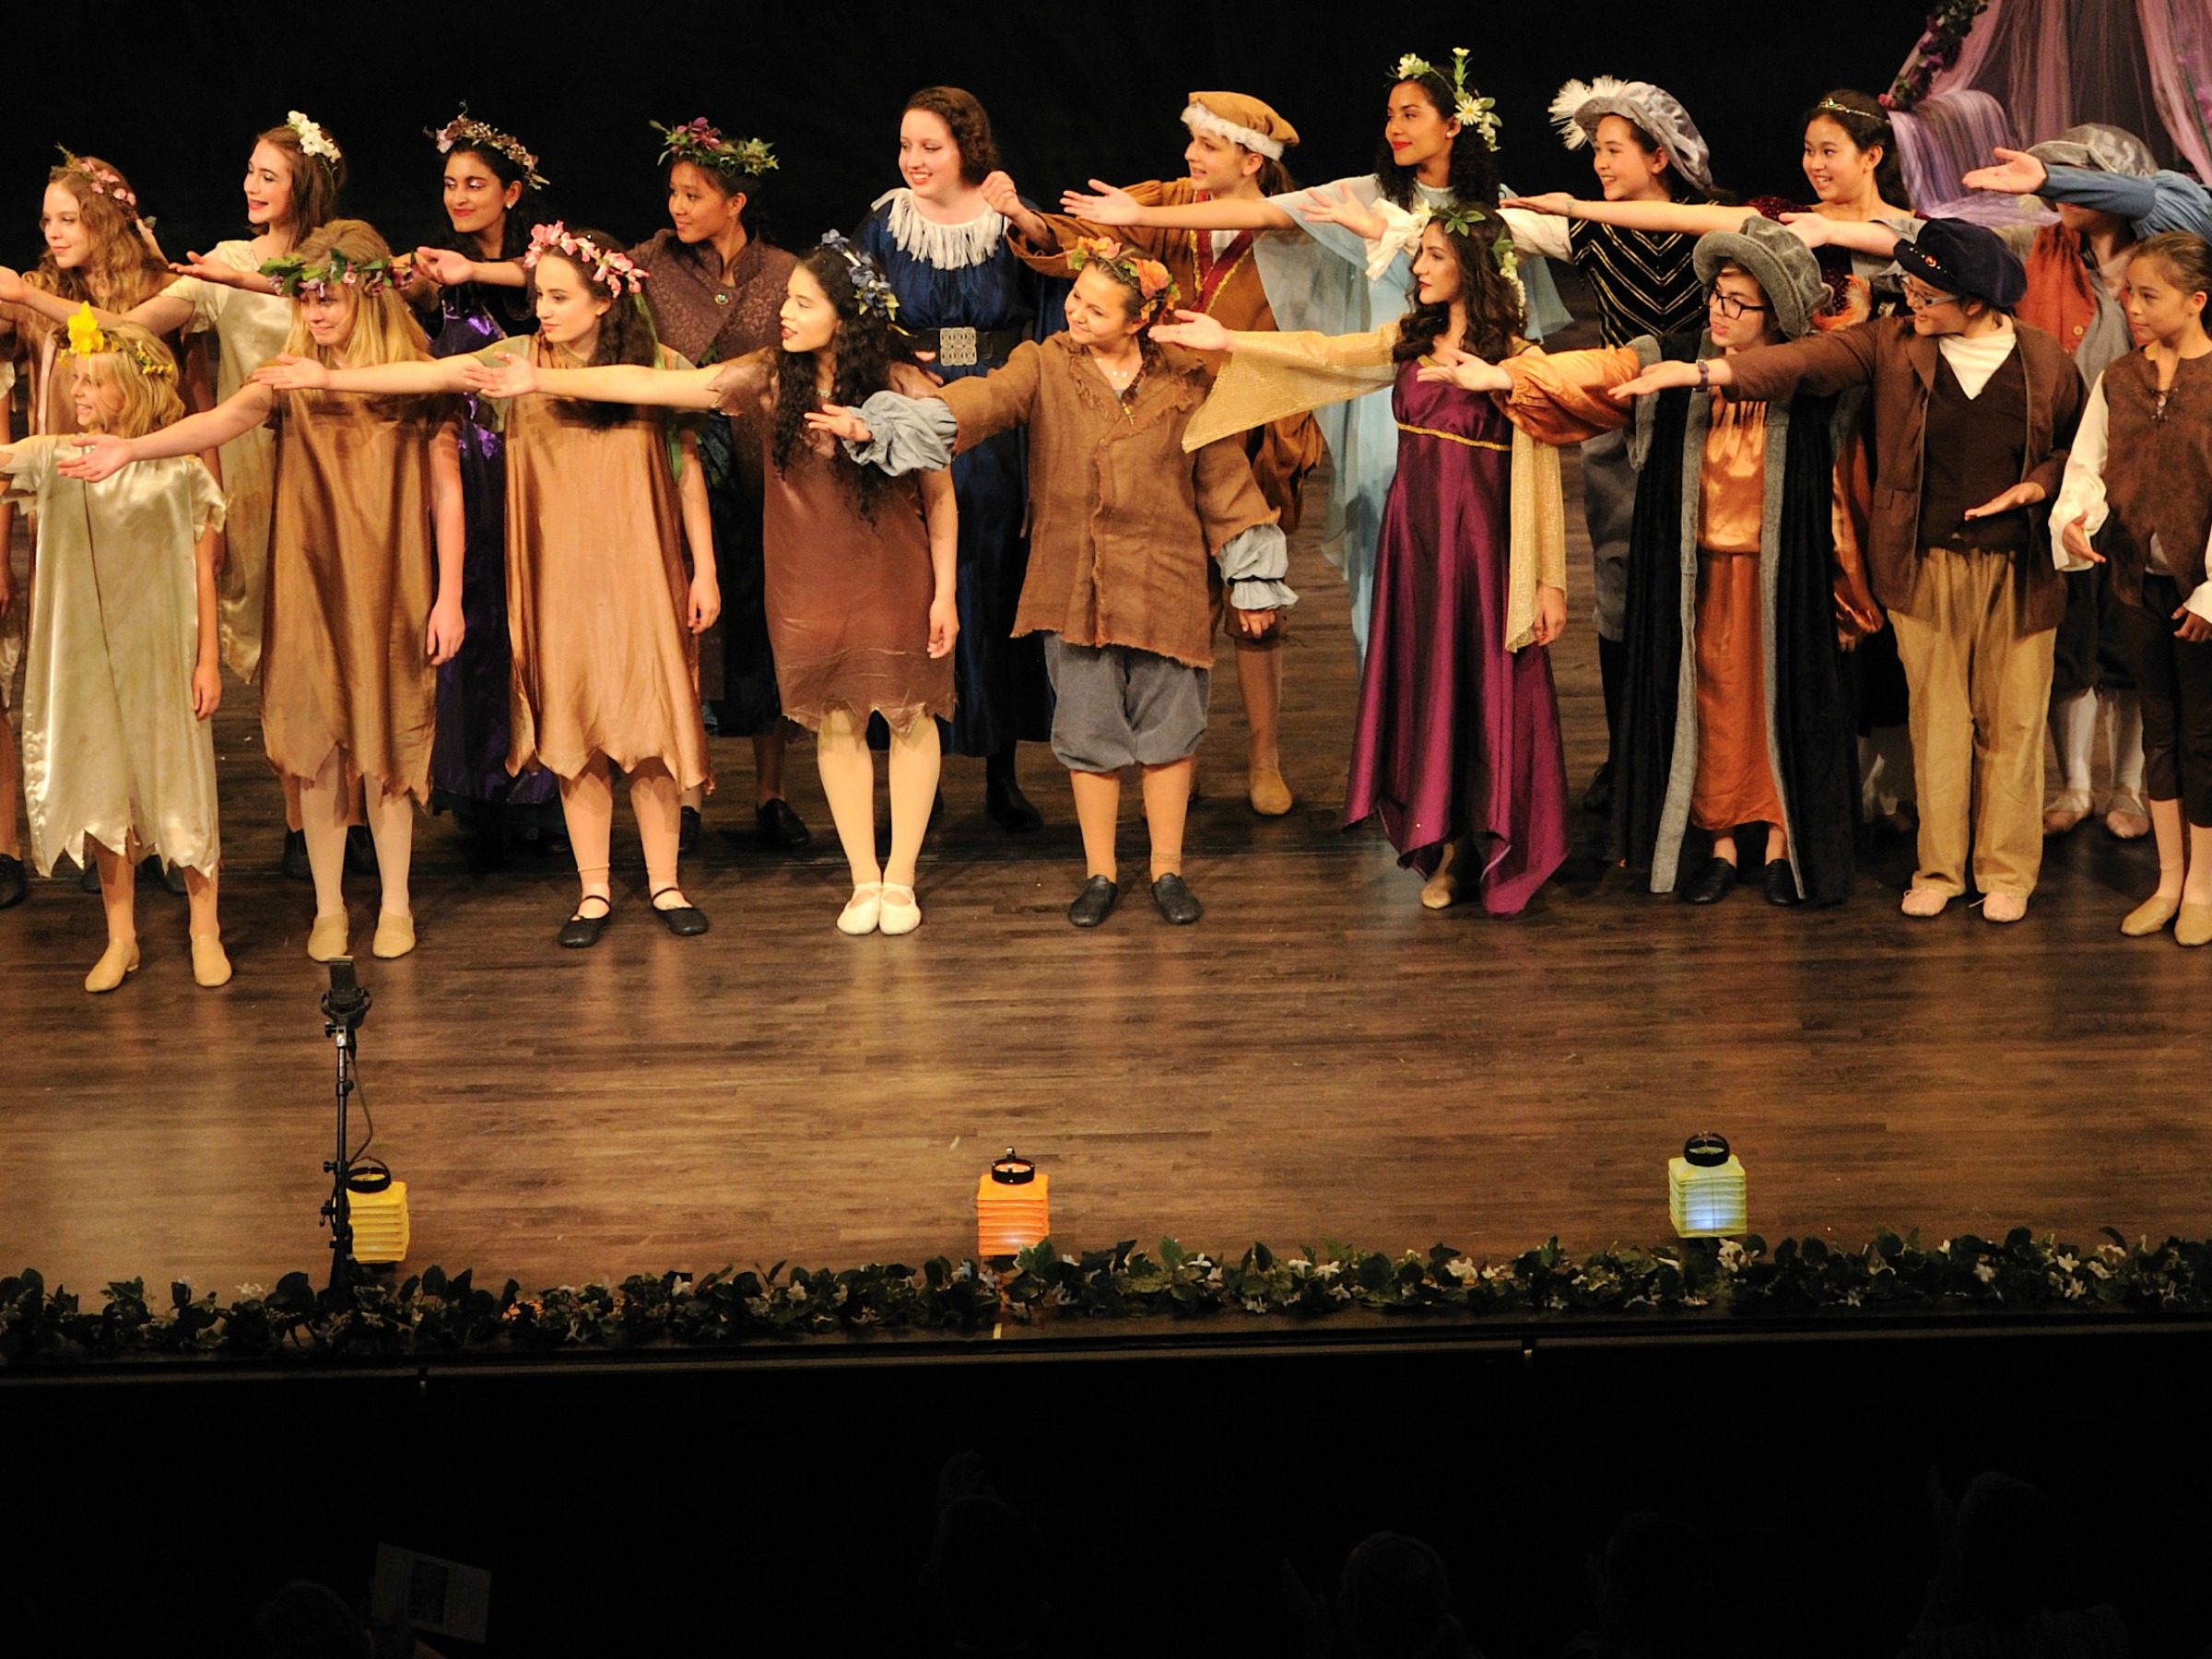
[915,326,1026,369]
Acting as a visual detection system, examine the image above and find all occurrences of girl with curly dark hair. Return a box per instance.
[465,236,959,938]
[1157,215,1570,916]
[1059,50,1567,659]
[251,223,721,949]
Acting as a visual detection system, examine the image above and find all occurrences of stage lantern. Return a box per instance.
[1668,1133,1747,1239]
[346,1164,411,1266]
[977,1148,1049,1260]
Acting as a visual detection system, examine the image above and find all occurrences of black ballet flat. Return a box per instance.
[651,888,711,937]
[140,854,188,896]
[558,894,612,949]
[1067,876,1118,928]
[986,774,1045,833]
[756,798,812,850]
[1150,873,1203,925]
[0,853,25,910]
[1761,860,1804,908]
[282,828,312,881]
[678,805,701,856]
[1681,856,1738,905]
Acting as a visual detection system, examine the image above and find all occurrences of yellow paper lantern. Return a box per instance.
[347,1167,411,1265]
[1668,1133,1747,1239]
[976,1148,1049,1260]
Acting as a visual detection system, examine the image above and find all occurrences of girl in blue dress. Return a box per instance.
[856,85,1057,830]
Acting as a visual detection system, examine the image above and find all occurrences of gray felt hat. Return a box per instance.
[1693,215,1826,340]
[2026,123,2158,178]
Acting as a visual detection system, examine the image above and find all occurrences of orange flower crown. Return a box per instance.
[1066,237,1180,319]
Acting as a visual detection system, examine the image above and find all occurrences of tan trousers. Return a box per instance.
[1890,548,2056,898]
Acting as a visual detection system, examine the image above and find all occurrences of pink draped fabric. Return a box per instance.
[1894,0,2212,197]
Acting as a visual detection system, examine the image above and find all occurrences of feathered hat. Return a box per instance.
[1549,76,1713,194]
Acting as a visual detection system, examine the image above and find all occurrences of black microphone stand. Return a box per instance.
[319,961,373,1291]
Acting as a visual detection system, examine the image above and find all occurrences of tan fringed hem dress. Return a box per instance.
[711,353,953,735]
[260,388,459,805]
[491,339,711,790]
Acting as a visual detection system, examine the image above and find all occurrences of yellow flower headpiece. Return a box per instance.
[62,302,176,382]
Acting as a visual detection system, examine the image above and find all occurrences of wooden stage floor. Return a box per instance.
[4,453,2209,1303]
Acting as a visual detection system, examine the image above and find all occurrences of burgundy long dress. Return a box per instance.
[1342,362,1570,915]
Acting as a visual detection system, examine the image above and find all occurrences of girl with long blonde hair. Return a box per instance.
[1,313,228,990]
[67,219,465,962]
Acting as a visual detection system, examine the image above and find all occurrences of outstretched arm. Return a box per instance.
[1059,179,1296,232]
[1502,193,1745,235]
[253,354,474,396]
[60,382,276,479]
[977,172,1056,249]
[413,247,528,290]
[1783,213,1903,257]
[463,357,726,409]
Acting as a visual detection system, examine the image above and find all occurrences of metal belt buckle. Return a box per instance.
[937,326,979,368]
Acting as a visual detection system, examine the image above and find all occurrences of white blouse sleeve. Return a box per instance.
[2048,375,2110,572]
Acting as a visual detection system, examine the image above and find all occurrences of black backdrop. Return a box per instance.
[8,2,1932,276]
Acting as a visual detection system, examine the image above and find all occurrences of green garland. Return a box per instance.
[4,1229,2206,1366]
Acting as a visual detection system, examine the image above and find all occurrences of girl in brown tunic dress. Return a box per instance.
[258,225,720,947]
[68,220,465,962]
[470,237,957,935]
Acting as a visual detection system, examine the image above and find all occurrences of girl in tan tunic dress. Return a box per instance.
[3,318,228,992]
[261,224,722,946]
[68,220,465,963]
[469,237,958,936]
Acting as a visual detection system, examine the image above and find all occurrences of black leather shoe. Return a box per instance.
[678,806,701,856]
[756,798,812,850]
[651,888,711,936]
[1067,875,1118,928]
[140,854,188,896]
[1761,859,1804,907]
[282,828,312,881]
[1582,760,1614,816]
[1151,873,1203,925]
[986,773,1044,833]
[344,824,378,877]
[1681,855,1738,905]
[0,853,24,910]
[559,894,612,948]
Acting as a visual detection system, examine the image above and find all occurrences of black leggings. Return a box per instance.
[2118,574,2212,827]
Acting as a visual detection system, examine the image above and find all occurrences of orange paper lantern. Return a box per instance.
[977,1147,1050,1260]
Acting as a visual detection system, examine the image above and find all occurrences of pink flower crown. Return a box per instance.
[55,147,140,219]
[524,223,648,299]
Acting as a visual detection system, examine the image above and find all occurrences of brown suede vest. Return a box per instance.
[2100,352,2212,605]
[1918,349,2030,553]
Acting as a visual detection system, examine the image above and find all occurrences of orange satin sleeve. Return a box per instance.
[1493,346,1641,446]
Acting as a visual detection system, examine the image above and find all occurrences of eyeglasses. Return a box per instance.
[1708,292,1769,320]
[1901,277,1959,310]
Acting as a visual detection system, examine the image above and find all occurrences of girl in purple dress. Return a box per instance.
[400,111,558,835]
[1161,213,1570,915]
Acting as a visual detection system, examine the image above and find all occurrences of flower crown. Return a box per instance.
[524,222,648,299]
[260,247,394,298]
[817,230,898,321]
[287,110,342,170]
[1414,200,1521,284]
[428,107,548,191]
[1066,237,1180,319]
[64,302,175,381]
[1388,47,1501,150]
[652,118,778,181]
[54,147,140,218]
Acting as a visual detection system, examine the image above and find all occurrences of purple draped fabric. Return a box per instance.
[1342,364,1569,917]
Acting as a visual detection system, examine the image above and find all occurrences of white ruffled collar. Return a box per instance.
[874,187,1007,270]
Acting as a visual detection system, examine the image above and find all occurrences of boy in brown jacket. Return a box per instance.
[816,239,1294,927]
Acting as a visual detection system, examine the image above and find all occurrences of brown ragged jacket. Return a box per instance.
[934,334,1277,668]
[1723,316,2084,634]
